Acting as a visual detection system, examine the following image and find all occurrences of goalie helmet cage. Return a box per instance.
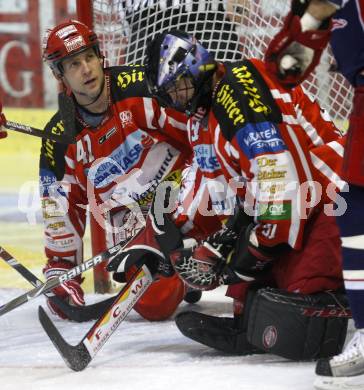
[76,0,353,293]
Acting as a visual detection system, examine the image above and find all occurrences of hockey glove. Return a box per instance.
[0,102,7,139]
[227,224,275,281]
[170,207,253,290]
[43,259,85,320]
[107,193,185,281]
[265,3,332,88]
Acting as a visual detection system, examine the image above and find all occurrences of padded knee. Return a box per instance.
[246,288,350,360]
[134,274,185,321]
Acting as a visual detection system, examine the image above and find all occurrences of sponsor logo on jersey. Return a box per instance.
[46,221,66,231]
[259,182,287,196]
[236,122,286,159]
[258,201,291,221]
[87,130,155,188]
[231,65,271,116]
[119,111,133,127]
[215,83,246,126]
[42,198,66,219]
[99,127,117,144]
[40,169,57,197]
[130,153,180,206]
[193,144,221,173]
[117,67,144,90]
[257,169,287,181]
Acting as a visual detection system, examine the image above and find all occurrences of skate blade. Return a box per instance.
[314,374,364,390]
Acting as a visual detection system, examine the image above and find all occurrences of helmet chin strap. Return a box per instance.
[74,76,106,108]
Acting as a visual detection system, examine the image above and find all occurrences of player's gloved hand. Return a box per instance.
[170,206,254,290]
[227,223,275,282]
[107,190,186,281]
[265,9,332,88]
[43,259,85,320]
[170,224,238,290]
[0,102,8,139]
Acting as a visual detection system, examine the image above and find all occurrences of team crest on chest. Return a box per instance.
[119,110,133,127]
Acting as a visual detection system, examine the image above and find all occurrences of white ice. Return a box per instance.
[0,286,326,390]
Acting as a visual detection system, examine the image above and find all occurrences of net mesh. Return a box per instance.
[90,0,353,124]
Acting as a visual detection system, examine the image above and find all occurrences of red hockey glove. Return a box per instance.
[265,11,332,88]
[43,259,85,320]
[0,102,8,139]
[107,191,185,281]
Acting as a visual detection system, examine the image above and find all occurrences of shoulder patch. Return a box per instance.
[109,65,151,100]
[212,60,282,142]
[41,112,69,179]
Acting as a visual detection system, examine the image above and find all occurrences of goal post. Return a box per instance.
[77,0,353,293]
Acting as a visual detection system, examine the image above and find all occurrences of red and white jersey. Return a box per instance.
[40,66,191,265]
[175,59,346,249]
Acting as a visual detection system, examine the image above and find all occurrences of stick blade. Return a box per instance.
[50,296,116,323]
[38,306,92,371]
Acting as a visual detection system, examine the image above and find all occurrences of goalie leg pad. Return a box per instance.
[175,288,264,355]
[246,288,350,361]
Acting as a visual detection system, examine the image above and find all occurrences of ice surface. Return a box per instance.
[0,287,320,390]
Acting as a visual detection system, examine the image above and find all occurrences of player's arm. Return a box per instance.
[0,102,8,139]
[265,0,339,88]
[39,118,87,319]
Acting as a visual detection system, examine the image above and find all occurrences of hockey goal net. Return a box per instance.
[77,0,353,292]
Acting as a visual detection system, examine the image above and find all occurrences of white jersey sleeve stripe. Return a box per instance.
[328,140,345,158]
[295,105,325,146]
[214,125,241,178]
[143,97,157,129]
[158,106,167,128]
[286,125,316,247]
[310,152,347,190]
[270,89,292,103]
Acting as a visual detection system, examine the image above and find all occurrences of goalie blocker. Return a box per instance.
[176,287,350,360]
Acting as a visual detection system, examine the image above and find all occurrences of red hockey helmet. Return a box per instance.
[43,20,101,76]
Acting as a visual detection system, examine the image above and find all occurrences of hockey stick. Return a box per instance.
[58,92,77,140]
[0,246,114,322]
[0,242,124,317]
[4,92,76,144]
[5,120,75,144]
[39,265,153,371]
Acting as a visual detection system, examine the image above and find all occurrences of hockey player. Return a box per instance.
[107,30,350,361]
[0,103,7,139]
[40,20,195,321]
[264,1,364,387]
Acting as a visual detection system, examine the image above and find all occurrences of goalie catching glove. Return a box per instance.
[170,208,275,291]
[43,259,85,320]
[264,0,333,88]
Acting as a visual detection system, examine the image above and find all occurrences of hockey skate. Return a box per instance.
[314,329,364,390]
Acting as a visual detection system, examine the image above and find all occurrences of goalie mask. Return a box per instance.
[43,20,102,77]
[145,30,217,116]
